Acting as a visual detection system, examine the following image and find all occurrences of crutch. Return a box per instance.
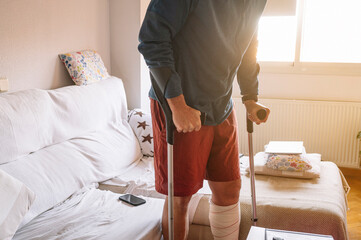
[149,68,205,240]
[247,109,267,226]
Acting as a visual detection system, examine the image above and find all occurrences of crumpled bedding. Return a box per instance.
[100,157,162,198]
[101,156,348,240]
[13,185,164,240]
[99,157,204,224]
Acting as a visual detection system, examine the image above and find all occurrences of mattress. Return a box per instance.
[13,185,164,240]
[100,156,348,240]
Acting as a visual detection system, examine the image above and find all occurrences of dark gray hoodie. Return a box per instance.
[139,0,266,125]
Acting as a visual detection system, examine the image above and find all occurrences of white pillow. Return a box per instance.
[128,109,154,157]
[0,169,35,240]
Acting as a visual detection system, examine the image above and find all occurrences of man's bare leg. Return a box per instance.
[162,195,192,240]
[208,179,242,240]
[209,179,241,206]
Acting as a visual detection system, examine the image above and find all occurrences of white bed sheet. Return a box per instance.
[100,157,162,198]
[13,185,164,240]
[99,157,205,223]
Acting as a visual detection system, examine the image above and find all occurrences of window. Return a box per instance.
[257,0,361,74]
[257,0,297,62]
[301,0,361,63]
[257,16,297,62]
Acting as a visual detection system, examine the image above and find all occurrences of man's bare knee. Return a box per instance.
[173,196,192,209]
[209,179,241,206]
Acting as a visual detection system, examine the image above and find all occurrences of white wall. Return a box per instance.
[140,0,152,111]
[261,73,361,102]
[109,0,151,110]
[109,0,141,110]
[233,72,361,102]
[0,0,110,92]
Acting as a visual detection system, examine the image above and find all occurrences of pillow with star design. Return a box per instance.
[128,109,154,157]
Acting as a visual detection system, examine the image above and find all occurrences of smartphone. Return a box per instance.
[118,194,146,206]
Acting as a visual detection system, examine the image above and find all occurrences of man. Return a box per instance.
[138,0,270,239]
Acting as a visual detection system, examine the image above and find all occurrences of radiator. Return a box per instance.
[234,98,361,168]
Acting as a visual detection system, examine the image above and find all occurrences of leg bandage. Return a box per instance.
[209,201,240,240]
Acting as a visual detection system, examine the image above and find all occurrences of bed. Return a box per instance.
[99,155,349,240]
[10,153,348,240]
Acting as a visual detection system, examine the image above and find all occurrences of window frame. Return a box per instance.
[258,0,361,76]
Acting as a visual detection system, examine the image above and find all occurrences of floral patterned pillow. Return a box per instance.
[128,109,154,157]
[59,50,110,86]
[266,153,312,172]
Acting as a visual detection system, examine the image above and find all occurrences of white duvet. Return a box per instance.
[100,157,206,224]
[13,185,164,240]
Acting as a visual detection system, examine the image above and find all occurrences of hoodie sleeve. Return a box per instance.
[237,32,260,103]
[138,0,198,99]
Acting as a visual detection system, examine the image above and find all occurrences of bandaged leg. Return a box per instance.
[209,201,240,240]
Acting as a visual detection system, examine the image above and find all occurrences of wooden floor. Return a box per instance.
[339,167,361,240]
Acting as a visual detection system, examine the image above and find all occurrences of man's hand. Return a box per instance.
[244,100,270,125]
[166,95,201,133]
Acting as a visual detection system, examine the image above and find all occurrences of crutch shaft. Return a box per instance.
[168,144,174,239]
[248,133,258,225]
[247,109,267,226]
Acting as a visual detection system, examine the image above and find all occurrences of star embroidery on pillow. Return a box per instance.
[134,111,144,117]
[137,121,149,130]
[142,134,153,144]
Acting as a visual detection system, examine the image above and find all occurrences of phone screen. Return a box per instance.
[119,194,146,206]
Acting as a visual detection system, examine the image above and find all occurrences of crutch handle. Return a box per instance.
[200,112,207,125]
[163,111,206,144]
[150,69,207,145]
[150,69,175,145]
[247,109,267,133]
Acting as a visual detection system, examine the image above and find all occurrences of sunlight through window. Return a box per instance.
[257,16,297,62]
[301,0,361,63]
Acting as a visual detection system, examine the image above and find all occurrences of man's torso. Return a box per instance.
[149,0,266,124]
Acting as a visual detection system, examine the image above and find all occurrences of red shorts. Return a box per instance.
[150,99,240,197]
